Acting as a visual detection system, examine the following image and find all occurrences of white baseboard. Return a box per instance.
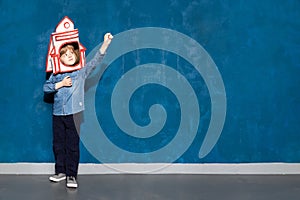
[1,163,300,175]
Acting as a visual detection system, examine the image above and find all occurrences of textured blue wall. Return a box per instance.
[0,0,299,163]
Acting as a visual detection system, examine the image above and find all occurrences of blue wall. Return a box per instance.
[0,0,299,163]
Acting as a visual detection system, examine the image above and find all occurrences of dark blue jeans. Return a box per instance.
[52,113,82,177]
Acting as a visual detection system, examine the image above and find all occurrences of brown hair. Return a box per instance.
[60,44,80,65]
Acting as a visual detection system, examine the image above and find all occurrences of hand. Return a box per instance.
[55,76,72,90]
[104,32,113,44]
[62,76,72,87]
[100,32,113,54]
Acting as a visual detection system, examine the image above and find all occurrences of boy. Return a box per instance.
[43,32,113,188]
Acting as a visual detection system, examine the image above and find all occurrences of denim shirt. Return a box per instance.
[43,50,104,116]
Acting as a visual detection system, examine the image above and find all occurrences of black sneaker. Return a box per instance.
[66,176,78,188]
[49,173,66,182]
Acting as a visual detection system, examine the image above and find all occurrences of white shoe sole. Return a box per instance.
[49,176,66,182]
[67,183,78,188]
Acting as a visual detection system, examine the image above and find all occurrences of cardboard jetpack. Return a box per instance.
[46,16,86,74]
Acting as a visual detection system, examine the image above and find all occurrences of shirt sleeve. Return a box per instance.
[82,49,105,79]
[43,74,57,93]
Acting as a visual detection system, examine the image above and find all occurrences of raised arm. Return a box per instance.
[83,33,113,78]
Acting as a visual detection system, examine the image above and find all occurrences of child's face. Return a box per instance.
[60,49,76,66]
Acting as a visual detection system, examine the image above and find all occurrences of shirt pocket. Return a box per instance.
[69,72,79,81]
[53,74,64,83]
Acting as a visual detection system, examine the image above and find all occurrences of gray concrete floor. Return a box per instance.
[0,174,300,200]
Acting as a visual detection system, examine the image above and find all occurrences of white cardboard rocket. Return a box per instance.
[46,16,86,74]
